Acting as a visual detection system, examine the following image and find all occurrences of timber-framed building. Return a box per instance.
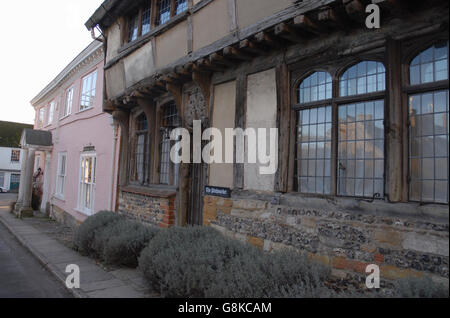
[86,0,449,281]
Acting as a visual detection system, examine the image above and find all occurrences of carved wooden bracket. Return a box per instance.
[192,70,212,118]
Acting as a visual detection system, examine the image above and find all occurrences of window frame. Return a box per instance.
[56,152,67,199]
[38,107,45,128]
[63,86,74,119]
[124,0,189,44]
[10,149,20,163]
[79,69,98,112]
[404,39,449,204]
[158,101,181,186]
[47,101,56,126]
[77,152,97,215]
[291,60,388,200]
[130,112,151,185]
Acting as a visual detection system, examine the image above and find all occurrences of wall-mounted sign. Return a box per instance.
[83,146,96,152]
[205,186,231,198]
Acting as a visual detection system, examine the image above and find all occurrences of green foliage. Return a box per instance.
[394,277,449,298]
[74,211,158,268]
[0,121,33,148]
[73,211,122,256]
[138,226,335,298]
[101,220,159,267]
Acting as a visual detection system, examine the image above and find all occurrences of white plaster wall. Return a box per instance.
[244,68,277,192]
[210,80,236,188]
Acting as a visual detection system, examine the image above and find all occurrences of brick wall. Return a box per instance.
[203,194,449,282]
[119,190,176,228]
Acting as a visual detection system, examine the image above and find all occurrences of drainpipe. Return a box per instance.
[109,119,118,211]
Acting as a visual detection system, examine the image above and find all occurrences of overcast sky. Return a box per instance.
[0,0,104,125]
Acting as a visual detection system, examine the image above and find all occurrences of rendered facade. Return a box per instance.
[16,40,119,226]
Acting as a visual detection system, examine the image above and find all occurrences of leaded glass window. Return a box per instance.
[338,101,385,198]
[410,41,449,85]
[340,61,386,97]
[408,41,449,204]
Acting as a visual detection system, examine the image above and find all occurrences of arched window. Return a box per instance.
[133,113,149,184]
[295,72,333,195]
[337,61,386,198]
[340,61,385,97]
[298,71,332,104]
[408,41,449,203]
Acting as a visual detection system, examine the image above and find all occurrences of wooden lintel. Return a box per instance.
[209,52,236,67]
[254,31,284,48]
[197,58,227,72]
[293,14,323,35]
[162,74,182,84]
[223,46,253,61]
[343,0,365,22]
[239,39,268,55]
[175,65,192,77]
[274,22,304,44]
[317,7,340,28]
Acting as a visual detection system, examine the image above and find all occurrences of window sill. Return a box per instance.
[77,107,94,114]
[53,194,65,202]
[74,207,93,216]
[60,114,71,121]
[121,184,177,198]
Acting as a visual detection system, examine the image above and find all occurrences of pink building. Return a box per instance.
[23,40,119,226]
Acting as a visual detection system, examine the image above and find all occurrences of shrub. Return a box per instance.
[74,211,121,256]
[139,226,259,297]
[74,211,158,268]
[394,277,449,298]
[102,220,159,267]
[207,250,334,298]
[138,226,336,298]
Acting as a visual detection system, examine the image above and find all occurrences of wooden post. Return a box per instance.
[112,109,130,187]
[275,63,290,193]
[386,38,404,202]
[234,74,247,189]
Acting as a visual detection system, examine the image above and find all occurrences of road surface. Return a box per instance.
[0,202,72,298]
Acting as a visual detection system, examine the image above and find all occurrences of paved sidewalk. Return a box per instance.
[0,206,150,298]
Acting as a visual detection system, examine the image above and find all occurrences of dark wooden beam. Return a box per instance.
[317,7,342,29]
[196,58,227,72]
[209,52,236,67]
[274,22,304,44]
[293,14,323,36]
[342,0,365,23]
[254,31,284,49]
[223,46,253,61]
[239,39,268,55]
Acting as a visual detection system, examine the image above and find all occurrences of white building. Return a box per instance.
[0,146,23,192]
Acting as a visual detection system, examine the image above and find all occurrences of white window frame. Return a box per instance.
[80,70,98,111]
[38,108,45,127]
[77,152,97,215]
[56,152,67,199]
[0,172,5,188]
[63,87,74,118]
[47,101,56,125]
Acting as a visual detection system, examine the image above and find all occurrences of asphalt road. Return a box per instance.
[0,212,73,298]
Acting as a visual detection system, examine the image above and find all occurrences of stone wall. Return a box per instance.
[50,204,82,229]
[203,193,449,283]
[118,190,176,228]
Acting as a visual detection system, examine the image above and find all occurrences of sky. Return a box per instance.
[0,0,104,125]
